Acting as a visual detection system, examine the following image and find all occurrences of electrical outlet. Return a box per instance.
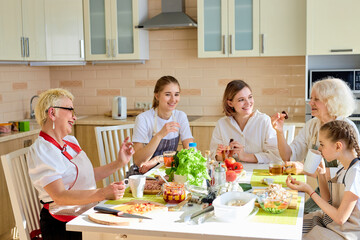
[135,102,142,109]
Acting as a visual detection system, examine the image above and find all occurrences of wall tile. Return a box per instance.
[97,89,121,96]
[135,80,157,87]
[181,89,201,96]
[60,81,83,88]
[12,82,28,90]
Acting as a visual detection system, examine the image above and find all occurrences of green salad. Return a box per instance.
[165,148,210,186]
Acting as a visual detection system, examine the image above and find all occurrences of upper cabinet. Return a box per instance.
[44,0,84,61]
[197,0,260,58]
[198,0,305,58]
[307,0,360,55]
[260,0,305,56]
[83,0,149,61]
[0,0,46,61]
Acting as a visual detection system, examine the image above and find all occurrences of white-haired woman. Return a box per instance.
[271,77,360,213]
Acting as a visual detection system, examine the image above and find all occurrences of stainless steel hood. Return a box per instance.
[137,0,197,30]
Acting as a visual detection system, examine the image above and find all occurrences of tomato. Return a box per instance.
[226,170,237,182]
[224,158,236,169]
[232,162,243,173]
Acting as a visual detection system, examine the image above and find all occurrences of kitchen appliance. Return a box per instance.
[112,96,127,120]
[307,69,360,100]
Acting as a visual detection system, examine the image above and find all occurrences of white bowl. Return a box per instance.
[212,191,256,222]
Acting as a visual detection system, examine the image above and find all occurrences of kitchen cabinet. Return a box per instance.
[0,0,46,61]
[259,0,305,56]
[0,133,39,239]
[307,0,360,55]
[197,0,260,58]
[192,126,215,154]
[44,0,85,61]
[83,0,149,61]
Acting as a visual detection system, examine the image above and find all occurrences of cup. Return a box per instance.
[163,151,176,167]
[269,161,285,176]
[303,149,322,174]
[125,175,146,198]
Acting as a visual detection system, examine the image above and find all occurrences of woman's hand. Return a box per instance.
[285,161,304,175]
[286,175,312,194]
[117,137,135,168]
[103,181,126,200]
[157,121,180,139]
[139,156,161,174]
[271,112,286,132]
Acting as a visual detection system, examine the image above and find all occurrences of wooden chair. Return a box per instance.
[1,147,42,240]
[283,124,295,144]
[95,124,134,186]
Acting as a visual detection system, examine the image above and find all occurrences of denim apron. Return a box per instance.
[126,110,180,177]
[303,158,360,240]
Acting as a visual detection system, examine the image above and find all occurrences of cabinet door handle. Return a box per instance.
[330,49,353,53]
[21,37,25,57]
[112,39,116,57]
[106,39,110,57]
[222,35,226,55]
[80,40,84,59]
[261,34,265,54]
[229,35,232,54]
[26,37,30,57]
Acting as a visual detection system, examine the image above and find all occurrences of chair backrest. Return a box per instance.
[1,147,42,240]
[283,124,295,145]
[95,124,135,186]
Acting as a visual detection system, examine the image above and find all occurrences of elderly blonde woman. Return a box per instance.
[271,77,360,213]
[27,88,134,240]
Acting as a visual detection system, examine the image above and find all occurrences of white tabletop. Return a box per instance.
[67,163,305,240]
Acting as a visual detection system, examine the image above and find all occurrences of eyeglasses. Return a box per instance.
[51,106,76,117]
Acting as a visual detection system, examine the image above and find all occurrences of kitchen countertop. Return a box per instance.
[0,115,305,143]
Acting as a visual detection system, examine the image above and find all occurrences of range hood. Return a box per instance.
[137,0,197,30]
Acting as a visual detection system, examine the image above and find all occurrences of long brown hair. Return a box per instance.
[320,120,360,157]
[152,76,180,109]
[222,80,252,116]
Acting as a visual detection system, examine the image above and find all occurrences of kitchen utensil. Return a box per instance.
[94,206,152,219]
[190,205,214,219]
[168,193,192,211]
[112,96,127,120]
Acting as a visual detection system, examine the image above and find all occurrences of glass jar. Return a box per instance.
[162,182,186,204]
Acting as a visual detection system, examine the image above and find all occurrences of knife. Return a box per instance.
[94,206,152,220]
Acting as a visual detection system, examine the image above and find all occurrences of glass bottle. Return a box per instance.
[214,162,226,189]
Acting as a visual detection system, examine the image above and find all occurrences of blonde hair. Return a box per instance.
[222,80,252,116]
[35,88,74,127]
[152,76,180,109]
[320,120,360,157]
[312,78,355,117]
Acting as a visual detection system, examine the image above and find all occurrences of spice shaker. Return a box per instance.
[214,162,226,189]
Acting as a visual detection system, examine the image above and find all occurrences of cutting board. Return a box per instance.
[88,200,167,225]
[129,189,161,195]
[253,189,298,209]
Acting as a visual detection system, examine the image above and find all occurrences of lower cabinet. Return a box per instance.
[191,126,215,155]
[0,133,39,239]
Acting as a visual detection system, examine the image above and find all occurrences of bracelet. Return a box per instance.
[310,191,316,198]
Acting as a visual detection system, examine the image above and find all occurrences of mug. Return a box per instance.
[303,149,322,174]
[123,175,146,198]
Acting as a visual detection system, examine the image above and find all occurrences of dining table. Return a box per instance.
[66,163,306,240]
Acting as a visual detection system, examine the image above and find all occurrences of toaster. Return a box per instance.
[112,96,127,120]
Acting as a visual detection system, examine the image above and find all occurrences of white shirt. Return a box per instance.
[289,117,360,162]
[132,108,193,144]
[337,161,360,210]
[27,135,84,202]
[210,110,282,164]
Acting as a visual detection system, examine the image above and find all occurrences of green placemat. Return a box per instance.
[252,197,301,225]
[250,169,306,187]
[105,188,166,205]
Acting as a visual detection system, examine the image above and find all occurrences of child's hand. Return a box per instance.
[286,175,311,193]
[316,158,326,175]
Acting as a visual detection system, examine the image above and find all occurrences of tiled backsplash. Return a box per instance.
[0,0,306,123]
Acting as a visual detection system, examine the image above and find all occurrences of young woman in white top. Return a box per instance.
[287,120,360,239]
[210,80,281,163]
[130,76,193,175]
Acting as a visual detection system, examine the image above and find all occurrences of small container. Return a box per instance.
[163,151,176,167]
[214,162,226,188]
[189,142,197,151]
[0,123,12,133]
[269,161,285,176]
[162,182,186,204]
